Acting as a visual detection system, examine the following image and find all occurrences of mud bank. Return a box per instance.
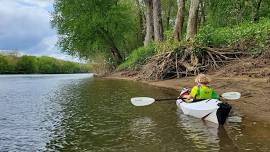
[106,72,270,123]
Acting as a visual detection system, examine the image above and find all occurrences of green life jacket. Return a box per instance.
[194,85,219,99]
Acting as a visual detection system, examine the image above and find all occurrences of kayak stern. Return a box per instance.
[176,99,231,125]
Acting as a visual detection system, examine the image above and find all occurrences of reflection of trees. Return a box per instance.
[177,112,220,151]
[177,109,239,151]
[45,79,177,151]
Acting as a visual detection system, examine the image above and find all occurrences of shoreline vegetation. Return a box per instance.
[0,53,92,74]
[45,1,270,122]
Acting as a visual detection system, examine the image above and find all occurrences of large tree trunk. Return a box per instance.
[173,0,185,41]
[110,46,123,64]
[108,37,123,64]
[254,0,263,22]
[186,0,200,40]
[144,0,154,46]
[100,28,123,64]
[153,0,164,41]
[136,0,146,43]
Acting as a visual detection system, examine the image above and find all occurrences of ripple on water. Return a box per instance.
[1,76,270,152]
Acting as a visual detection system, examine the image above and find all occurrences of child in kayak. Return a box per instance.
[180,74,219,101]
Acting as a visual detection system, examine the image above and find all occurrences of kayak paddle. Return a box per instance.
[131,92,241,106]
[131,97,179,106]
[221,92,241,100]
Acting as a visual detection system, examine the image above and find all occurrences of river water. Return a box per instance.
[0,74,269,152]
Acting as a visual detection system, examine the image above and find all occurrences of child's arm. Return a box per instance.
[190,86,198,99]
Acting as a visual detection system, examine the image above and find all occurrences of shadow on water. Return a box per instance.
[218,126,239,152]
[177,108,270,152]
[176,109,239,152]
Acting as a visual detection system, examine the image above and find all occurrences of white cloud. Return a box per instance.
[16,0,54,8]
[0,0,53,49]
[0,0,78,62]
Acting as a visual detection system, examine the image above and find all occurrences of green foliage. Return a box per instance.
[0,54,92,74]
[16,56,38,74]
[205,0,270,27]
[161,0,178,30]
[195,19,270,52]
[118,44,156,70]
[119,18,270,71]
[155,40,182,54]
[38,56,59,74]
[52,0,140,63]
[0,55,8,73]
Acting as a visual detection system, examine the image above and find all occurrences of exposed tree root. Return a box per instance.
[138,46,246,80]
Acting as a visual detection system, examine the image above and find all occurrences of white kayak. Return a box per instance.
[176,99,231,125]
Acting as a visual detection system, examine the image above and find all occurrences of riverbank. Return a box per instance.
[106,72,270,123]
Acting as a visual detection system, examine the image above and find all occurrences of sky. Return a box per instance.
[0,0,79,62]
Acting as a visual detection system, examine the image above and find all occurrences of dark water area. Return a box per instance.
[0,74,270,152]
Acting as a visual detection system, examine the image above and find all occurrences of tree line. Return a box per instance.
[0,53,92,74]
[52,0,270,65]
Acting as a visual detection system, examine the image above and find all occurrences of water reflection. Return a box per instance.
[177,108,239,152]
[218,126,239,152]
[44,78,178,152]
[2,75,270,151]
[0,74,92,151]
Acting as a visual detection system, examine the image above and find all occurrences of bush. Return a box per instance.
[195,19,270,51]
[91,54,113,76]
[16,55,38,74]
[0,53,92,74]
[0,55,8,73]
[38,56,59,74]
[118,43,156,70]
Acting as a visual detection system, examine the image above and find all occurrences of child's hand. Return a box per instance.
[182,95,192,100]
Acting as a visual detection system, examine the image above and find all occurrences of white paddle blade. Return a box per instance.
[222,92,241,100]
[131,97,155,106]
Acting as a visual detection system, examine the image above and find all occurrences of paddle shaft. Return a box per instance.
[156,97,184,101]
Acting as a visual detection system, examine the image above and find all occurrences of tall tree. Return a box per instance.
[136,0,146,42]
[165,0,173,30]
[153,0,164,41]
[254,0,263,22]
[174,0,185,41]
[198,0,206,26]
[144,0,154,46]
[186,0,200,40]
[52,0,136,64]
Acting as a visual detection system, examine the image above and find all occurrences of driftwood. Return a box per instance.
[138,46,245,80]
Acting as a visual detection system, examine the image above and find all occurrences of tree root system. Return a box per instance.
[138,46,247,80]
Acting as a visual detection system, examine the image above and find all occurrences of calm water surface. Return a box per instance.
[0,74,270,152]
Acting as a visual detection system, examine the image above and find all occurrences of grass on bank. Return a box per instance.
[118,19,270,70]
[117,44,156,70]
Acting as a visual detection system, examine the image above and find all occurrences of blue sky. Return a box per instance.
[0,0,79,61]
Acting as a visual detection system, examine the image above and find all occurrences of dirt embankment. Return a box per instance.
[107,56,270,123]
